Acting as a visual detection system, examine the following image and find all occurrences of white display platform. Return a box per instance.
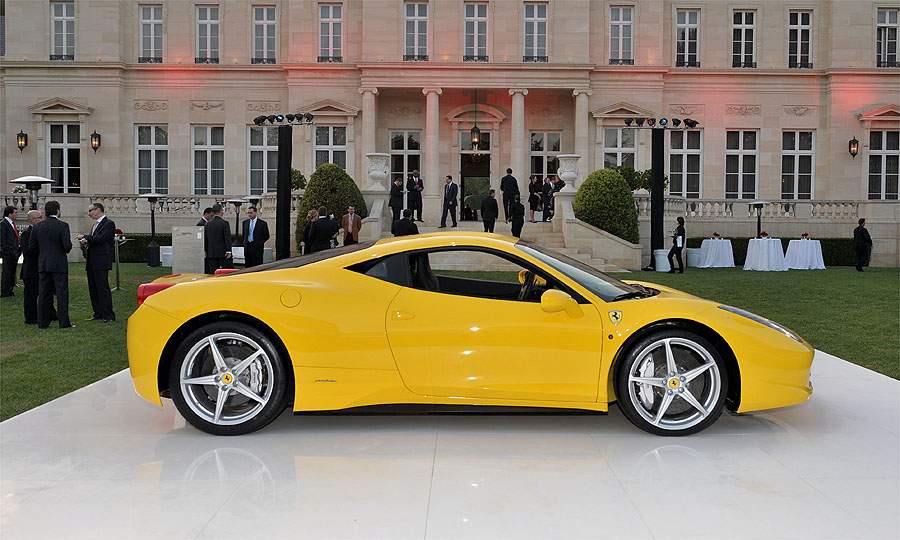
[0,351,896,539]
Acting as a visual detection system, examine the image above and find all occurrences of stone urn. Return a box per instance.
[555,154,579,192]
[364,153,390,191]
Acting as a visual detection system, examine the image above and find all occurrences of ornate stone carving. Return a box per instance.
[365,153,390,191]
[389,105,423,116]
[556,154,580,192]
[726,105,761,116]
[191,101,224,111]
[784,105,813,116]
[572,88,593,97]
[246,102,281,112]
[134,101,167,112]
[670,105,695,115]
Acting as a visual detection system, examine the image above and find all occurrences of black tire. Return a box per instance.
[169,321,289,435]
[615,329,728,436]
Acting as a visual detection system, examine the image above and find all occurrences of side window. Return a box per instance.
[350,253,409,286]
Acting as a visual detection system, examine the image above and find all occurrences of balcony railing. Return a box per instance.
[675,59,701,67]
[463,55,489,62]
[609,58,634,65]
[732,60,757,68]
[632,195,862,222]
[195,57,219,64]
[49,54,74,61]
[789,61,814,69]
[317,55,343,63]
[251,57,277,64]
[523,55,548,63]
[876,59,900,68]
[138,56,162,64]
[403,54,429,61]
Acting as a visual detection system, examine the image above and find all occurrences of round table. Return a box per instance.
[697,239,735,268]
[743,238,787,271]
[785,239,826,270]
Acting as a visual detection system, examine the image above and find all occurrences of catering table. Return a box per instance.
[743,238,788,271]
[697,239,735,268]
[784,239,826,270]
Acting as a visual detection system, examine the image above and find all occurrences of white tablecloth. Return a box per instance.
[785,239,826,270]
[743,238,787,271]
[697,239,735,268]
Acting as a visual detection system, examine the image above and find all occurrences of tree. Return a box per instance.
[573,168,639,244]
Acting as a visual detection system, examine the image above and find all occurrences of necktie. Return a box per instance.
[249,220,255,242]
[12,221,19,242]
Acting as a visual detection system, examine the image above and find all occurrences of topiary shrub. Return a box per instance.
[573,168,639,244]
[613,166,642,191]
[295,164,368,250]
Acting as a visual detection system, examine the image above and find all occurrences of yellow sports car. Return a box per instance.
[128,232,813,436]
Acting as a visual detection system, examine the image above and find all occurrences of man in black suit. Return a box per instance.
[439,175,458,228]
[853,218,873,272]
[77,203,116,322]
[499,168,519,223]
[203,204,232,273]
[20,210,56,324]
[481,189,499,233]
[389,177,404,223]
[241,206,270,268]
[1,206,20,297]
[307,206,339,253]
[197,207,213,227]
[30,200,73,328]
[510,195,526,238]
[392,209,419,237]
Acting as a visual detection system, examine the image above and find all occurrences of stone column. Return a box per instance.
[573,88,592,187]
[359,87,379,157]
[509,88,528,193]
[423,87,443,222]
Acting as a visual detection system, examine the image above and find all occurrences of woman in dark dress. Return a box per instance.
[527,175,542,223]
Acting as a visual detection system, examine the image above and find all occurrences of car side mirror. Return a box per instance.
[540,289,582,318]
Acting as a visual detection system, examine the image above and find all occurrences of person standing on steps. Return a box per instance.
[510,194,526,238]
[480,189,499,233]
[406,171,424,222]
[439,175,458,228]
[500,168,519,223]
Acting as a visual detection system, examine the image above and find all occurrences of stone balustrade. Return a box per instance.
[633,195,863,222]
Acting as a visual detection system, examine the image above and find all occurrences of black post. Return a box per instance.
[757,211,762,238]
[147,203,160,267]
[650,128,665,268]
[275,125,293,260]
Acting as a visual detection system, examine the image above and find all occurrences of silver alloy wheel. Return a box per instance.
[179,332,275,426]
[626,337,721,431]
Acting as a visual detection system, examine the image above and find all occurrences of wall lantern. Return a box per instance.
[848,137,859,159]
[470,88,481,150]
[90,130,102,153]
[16,130,28,152]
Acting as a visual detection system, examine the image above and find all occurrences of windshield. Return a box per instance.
[515,241,640,302]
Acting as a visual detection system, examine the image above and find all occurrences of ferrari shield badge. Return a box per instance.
[608,310,623,325]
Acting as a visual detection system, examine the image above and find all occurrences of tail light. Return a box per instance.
[137,283,175,306]
[214,268,239,276]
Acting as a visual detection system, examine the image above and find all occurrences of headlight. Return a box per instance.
[718,305,804,343]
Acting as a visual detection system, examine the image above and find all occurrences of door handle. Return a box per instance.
[394,310,415,320]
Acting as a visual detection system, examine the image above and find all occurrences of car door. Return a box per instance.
[385,247,605,403]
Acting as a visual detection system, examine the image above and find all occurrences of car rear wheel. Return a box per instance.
[615,330,728,436]
[169,322,288,435]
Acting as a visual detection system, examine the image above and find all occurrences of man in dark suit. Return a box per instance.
[203,204,232,273]
[196,207,213,227]
[541,177,555,222]
[510,195,526,238]
[853,218,873,272]
[392,209,419,237]
[1,206,20,297]
[76,203,116,322]
[481,189,499,233]
[241,206,270,268]
[389,177,404,222]
[308,206,339,253]
[499,168,519,223]
[20,210,56,324]
[406,171,424,222]
[439,175,458,228]
[30,200,73,328]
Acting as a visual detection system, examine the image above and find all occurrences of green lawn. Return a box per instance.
[0,263,168,420]
[1,263,897,421]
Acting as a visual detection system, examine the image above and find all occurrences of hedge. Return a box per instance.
[116,233,173,263]
[573,169,639,244]
[686,237,857,266]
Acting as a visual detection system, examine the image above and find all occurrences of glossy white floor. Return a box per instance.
[1,351,897,540]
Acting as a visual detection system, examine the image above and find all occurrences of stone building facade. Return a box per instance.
[1,0,898,263]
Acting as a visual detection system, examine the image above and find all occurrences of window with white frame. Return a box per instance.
[781,131,814,199]
[788,10,812,68]
[877,8,899,67]
[603,127,635,168]
[868,130,899,199]
[252,5,276,63]
[249,126,278,195]
[315,125,347,169]
[523,3,547,62]
[192,126,225,195]
[530,132,560,179]
[609,6,633,64]
[136,125,168,194]
[725,130,757,199]
[669,130,701,198]
[675,9,699,67]
[139,5,163,62]
[196,5,219,63]
[48,123,80,193]
[464,3,488,61]
[50,1,75,60]
[732,10,755,67]
[404,3,427,61]
[390,130,421,184]
[319,3,342,61]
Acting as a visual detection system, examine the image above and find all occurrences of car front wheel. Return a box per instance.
[169,321,288,435]
[616,330,728,436]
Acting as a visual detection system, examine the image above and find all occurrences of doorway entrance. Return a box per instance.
[460,153,490,221]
